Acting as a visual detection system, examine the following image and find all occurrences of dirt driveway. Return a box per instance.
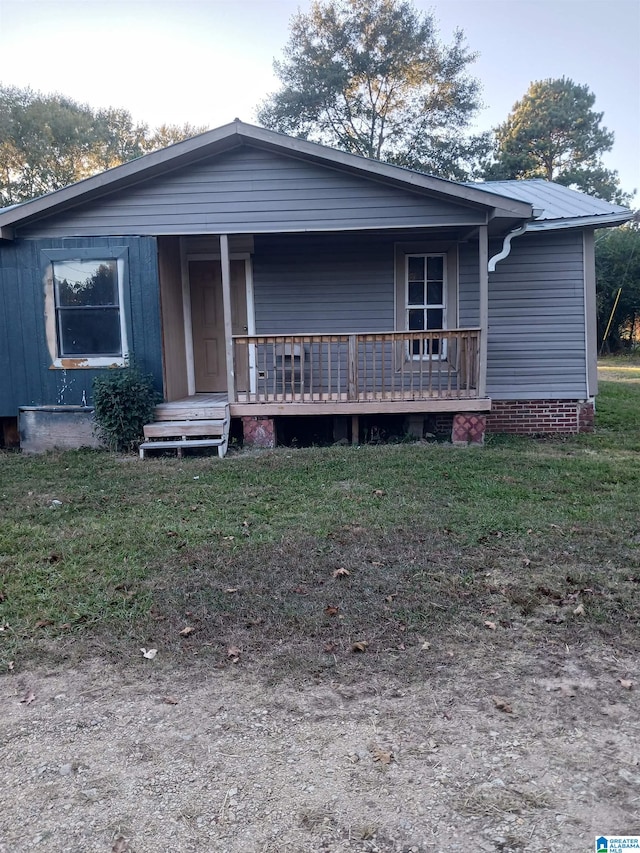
[1,635,637,853]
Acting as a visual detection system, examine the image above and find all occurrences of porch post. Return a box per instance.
[220,234,236,403]
[180,237,196,396]
[478,225,488,398]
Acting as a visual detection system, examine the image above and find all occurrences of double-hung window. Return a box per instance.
[406,254,446,358]
[43,248,129,367]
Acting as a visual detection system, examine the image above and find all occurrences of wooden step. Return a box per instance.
[143,419,228,439]
[139,437,228,459]
[153,401,229,421]
[154,405,228,421]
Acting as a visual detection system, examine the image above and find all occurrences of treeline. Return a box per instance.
[0,86,206,206]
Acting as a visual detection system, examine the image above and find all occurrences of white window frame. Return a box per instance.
[43,248,129,368]
[405,253,447,360]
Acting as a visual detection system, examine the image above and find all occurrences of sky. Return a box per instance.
[0,0,638,195]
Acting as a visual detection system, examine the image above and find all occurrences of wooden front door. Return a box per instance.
[189,259,248,393]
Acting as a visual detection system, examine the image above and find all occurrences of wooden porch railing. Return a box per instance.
[232,329,481,404]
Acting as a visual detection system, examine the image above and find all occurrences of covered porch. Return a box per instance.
[150,223,495,452]
[156,228,491,401]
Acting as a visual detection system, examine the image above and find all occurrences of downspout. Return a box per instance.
[488,209,543,271]
[487,223,528,272]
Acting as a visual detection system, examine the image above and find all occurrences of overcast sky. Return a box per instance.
[0,0,638,195]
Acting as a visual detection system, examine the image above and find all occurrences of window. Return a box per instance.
[43,248,129,368]
[406,254,446,357]
[54,259,122,356]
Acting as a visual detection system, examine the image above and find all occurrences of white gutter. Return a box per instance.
[488,209,632,272]
[525,212,633,231]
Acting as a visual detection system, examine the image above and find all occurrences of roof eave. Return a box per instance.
[525,212,634,232]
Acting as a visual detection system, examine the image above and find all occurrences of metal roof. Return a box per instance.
[467,179,632,230]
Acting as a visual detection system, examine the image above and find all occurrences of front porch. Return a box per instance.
[152,229,493,452]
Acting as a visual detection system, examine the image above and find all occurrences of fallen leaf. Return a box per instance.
[141,648,158,659]
[491,695,513,714]
[484,620,497,630]
[332,568,350,578]
[523,557,531,567]
[351,641,368,653]
[293,586,309,595]
[372,746,394,764]
[0,623,10,632]
[7,660,14,671]
[325,605,340,617]
[34,619,54,629]
[618,678,633,690]
[20,690,36,705]
[372,489,386,497]
[162,696,179,705]
[178,626,195,637]
[420,641,431,651]
[112,837,130,853]
[323,642,338,653]
[573,603,585,616]
[225,587,240,594]
[227,645,241,659]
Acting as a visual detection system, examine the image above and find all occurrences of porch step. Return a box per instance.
[143,420,227,438]
[140,416,230,459]
[153,398,228,421]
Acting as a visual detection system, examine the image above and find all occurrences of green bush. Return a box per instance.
[92,367,159,452]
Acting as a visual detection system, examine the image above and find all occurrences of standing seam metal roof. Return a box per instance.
[466,179,630,221]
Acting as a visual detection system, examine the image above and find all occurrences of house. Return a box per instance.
[0,120,632,453]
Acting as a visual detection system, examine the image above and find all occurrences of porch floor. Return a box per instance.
[156,393,491,420]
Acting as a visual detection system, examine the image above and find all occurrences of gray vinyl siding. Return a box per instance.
[0,237,163,418]
[252,233,397,333]
[486,230,587,400]
[18,147,486,239]
[458,243,480,327]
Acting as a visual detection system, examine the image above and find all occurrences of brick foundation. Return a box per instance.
[451,413,486,446]
[242,416,276,448]
[486,400,595,435]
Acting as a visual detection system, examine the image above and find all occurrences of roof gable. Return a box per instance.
[14,144,499,239]
[0,121,532,239]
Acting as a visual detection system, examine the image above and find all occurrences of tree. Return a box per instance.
[485,77,629,203]
[143,123,208,152]
[257,0,488,179]
[596,222,640,352]
[0,86,207,206]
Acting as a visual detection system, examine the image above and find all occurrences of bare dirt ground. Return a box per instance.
[1,636,638,853]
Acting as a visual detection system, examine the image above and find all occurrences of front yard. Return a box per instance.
[0,367,638,852]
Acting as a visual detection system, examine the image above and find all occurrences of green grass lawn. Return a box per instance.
[1,374,638,678]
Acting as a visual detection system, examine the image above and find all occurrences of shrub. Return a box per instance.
[92,367,159,452]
